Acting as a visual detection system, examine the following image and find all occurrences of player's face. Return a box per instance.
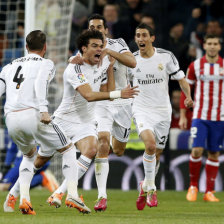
[203,38,221,58]
[135,28,154,53]
[82,38,104,65]
[88,19,108,38]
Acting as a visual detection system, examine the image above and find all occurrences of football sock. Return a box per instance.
[9,179,20,198]
[205,159,219,193]
[61,146,78,198]
[54,179,67,194]
[142,152,156,192]
[189,155,202,188]
[95,157,109,199]
[155,160,160,177]
[77,155,92,180]
[19,155,35,204]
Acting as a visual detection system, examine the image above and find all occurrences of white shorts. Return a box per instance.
[133,109,171,149]
[95,103,132,143]
[53,117,98,144]
[6,108,71,157]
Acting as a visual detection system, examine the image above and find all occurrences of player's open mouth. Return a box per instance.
[95,54,101,59]
[139,43,145,48]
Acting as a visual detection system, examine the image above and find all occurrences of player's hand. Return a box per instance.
[121,84,139,98]
[108,55,116,67]
[179,116,188,130]
[68,53,84,65]
[40,112,51,124]
[184,97,193,108]
[98,48,109,67]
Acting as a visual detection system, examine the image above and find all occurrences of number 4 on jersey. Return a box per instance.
[13,66,24,89]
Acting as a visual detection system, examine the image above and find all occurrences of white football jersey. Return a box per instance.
[54,58,110,123]
[0,53,55,115]
[129,48,185,114]
[97,38,132,106]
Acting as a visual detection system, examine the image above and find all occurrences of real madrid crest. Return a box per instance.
[158,63,163,71]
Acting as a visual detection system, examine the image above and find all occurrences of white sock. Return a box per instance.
[54,179,67,194]
[19,155,35,204]
[155,160,160,177]
[62,146,78,198]
[77,155,92,180]
[9,179,20,198]
[95,157,109,199]
[142,152,156,192]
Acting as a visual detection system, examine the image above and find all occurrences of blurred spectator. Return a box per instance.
[102,3,131,41]
[119,0,147,43]
[167,23,190,72]
[93,0,108,14]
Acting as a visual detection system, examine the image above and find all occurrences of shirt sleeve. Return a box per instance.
[0,67,6,97]
[186,62,196,84]
[115,38,130,54]
[166,52,183,80]
[67,65,89,89]
[35,59,55,112]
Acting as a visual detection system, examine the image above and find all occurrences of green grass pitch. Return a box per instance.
[0,189,224,224]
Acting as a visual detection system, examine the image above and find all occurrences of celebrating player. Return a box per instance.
[47,29,138,208]
[180,34,224,202]
[129,23,193,210]
[1,30,91,214]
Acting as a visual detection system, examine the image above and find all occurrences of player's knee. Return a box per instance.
[191,147,203,158]
[98,138,110,153]
[113,147,125,157]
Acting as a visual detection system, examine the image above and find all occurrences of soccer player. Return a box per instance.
[59,14,136,211]
[129,23,193,210]
[0,30,91,214]
[180,34,224,202]
[47,29,138,208]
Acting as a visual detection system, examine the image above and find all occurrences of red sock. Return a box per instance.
[205,159,219,193]
[189,155,202,187]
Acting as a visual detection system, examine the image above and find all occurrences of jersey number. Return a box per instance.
[13,66,24,89]
[159,136,166,145]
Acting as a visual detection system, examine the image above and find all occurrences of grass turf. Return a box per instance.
[0,189,224,224]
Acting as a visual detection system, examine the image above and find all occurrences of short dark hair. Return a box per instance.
[26,30,46,51]
[77,29,104,54]
[136,23,155,36]
[204,34,221,43]
[88,14,108,29]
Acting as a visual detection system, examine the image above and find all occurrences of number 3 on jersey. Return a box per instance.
[13,66,24,89]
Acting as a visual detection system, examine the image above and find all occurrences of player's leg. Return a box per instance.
[94,131,110,211]
[187,119,206,202]
[155,148,163,176]
[203,121,224,202]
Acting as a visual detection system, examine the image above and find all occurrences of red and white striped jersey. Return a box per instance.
[186,55,224,121]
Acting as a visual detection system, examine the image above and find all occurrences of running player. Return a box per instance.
[129,23,193,210]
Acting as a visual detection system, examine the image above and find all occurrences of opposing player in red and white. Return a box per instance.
[180,34,224,202]
[0,30,91,214]
[129,23,193,210]
[47,29,138,208]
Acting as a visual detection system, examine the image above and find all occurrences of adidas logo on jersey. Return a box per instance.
[63,165,70,170]
[21,168,31,173]
[136,68,141,73]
